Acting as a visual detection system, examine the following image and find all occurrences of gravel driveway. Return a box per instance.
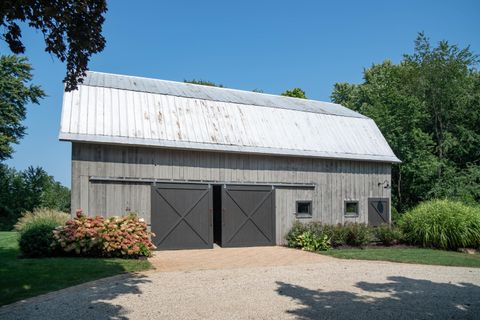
[1,250,479,320]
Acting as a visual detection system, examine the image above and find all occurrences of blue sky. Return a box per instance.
[3,0,479,187]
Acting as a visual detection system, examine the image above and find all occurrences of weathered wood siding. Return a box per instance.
[72,143,391,244]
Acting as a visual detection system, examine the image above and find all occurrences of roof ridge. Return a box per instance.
[84,71,366,119]
[87,71,330,105]
[86,70,338,105]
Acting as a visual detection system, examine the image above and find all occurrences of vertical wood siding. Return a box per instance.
[71,143,391,244]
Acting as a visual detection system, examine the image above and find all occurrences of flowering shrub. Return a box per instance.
[100,214,156,257]
[53,210,156,258]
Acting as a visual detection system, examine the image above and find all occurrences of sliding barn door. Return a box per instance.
[221,185,275,247]
[151,184,212,250]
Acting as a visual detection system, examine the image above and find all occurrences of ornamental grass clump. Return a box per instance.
[16,208,70,258]
[14,208,69,234]
[53,210,156,258]
[400,199,480,250]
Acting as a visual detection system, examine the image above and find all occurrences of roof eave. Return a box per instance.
[59,132,402,164]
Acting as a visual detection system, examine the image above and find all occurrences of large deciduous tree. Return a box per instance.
[0,0,107,91]
[0,55,44,160]
[331,33,480,212]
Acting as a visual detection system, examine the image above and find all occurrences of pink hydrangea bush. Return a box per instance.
[100,214,156,257]
[53,210,156,258]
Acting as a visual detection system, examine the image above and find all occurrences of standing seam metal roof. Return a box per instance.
[81,71,366,118]
[59,71,400,163]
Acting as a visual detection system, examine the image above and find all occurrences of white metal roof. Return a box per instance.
[59,71,400,163]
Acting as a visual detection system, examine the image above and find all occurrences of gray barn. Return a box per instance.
[59,72,400,249]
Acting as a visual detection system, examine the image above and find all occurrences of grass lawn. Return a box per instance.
[320,247,480,268]
[0,232,153,306]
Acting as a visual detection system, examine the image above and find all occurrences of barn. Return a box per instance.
[59,71,400,250]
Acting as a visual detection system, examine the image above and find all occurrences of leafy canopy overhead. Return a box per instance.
[0,0,107,91]
[0,55,45,161]
[332,33,480,211]
[281,88,307,99]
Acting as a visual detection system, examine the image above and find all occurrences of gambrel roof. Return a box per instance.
[59,71,400,163]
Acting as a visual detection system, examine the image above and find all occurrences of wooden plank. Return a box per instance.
[79,175,89,213]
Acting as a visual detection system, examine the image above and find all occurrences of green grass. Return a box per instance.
[0,232,153,306]
[320,247,480,268]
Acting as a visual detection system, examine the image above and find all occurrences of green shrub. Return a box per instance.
[323,224,349,247]
[303,222,333,248]
[14,208,69,234]
[295,231,331,251]
[286,222,331,251]
[287,222,374,249]
[400,199,480,250]
[286,221,308,248]
[374,224,403,246]
[391,206,401,226]
[19,224,57,258]
[343,223,372,247]
[15,208,69,258]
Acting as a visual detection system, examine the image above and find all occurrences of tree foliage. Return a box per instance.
[184,79,224,87]
[0,164,70,230]
[0,0,107,91]
[0,55,45,160]
[332,33,480,211]
[282,87,307,99]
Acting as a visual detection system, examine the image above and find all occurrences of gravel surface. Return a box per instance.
[1,258,479,320]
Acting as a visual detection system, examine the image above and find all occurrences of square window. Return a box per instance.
[296,201,312,218]
[344,201,359,217]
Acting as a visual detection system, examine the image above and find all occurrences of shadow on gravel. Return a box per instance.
[0,273,151,320]
[276,276,480,320]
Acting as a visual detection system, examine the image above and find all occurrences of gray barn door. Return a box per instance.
[221,185,275,247]
[151,184,212,250]
[368,198,390,226]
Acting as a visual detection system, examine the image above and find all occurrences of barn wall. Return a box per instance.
[71,143,391,244]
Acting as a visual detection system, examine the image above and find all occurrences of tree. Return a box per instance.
[21,166,70,213]
[0,0,107,91]
[281,88,307,99]
[331,33,480,211]
[0,55,45,160]
[184,79,224,87]
[0,164,70,230]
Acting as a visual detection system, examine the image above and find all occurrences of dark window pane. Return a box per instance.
[296,201,311,215]
[345,202,358,215]
[376,201,384,213]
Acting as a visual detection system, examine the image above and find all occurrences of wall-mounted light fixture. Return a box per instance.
[378,180,390,189]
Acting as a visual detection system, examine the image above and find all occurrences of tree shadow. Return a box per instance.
[0,271,151,320]
[276,276,480,319]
